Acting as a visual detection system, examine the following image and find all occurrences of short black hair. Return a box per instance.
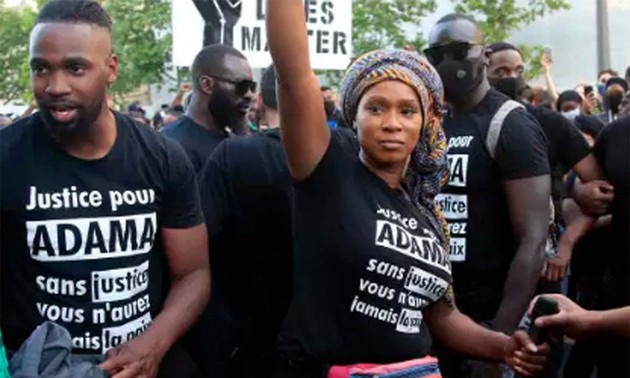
[36,0,112,31]
[320,86,332,92]
[606,77,629,92]
[191,44,247,90]
[488,42,521,56]
[626,66,630,79]
[556,90,582,110]
[260,65,278,110]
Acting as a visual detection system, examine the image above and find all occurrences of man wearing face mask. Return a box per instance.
[487,43,602,224]
[600,77,629,124]
[164,44,256,171]
[425,15,551,377]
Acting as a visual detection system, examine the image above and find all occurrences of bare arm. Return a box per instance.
[571,153,604,183]
[425,300,509,361]
[493,175,550,334]
[425,300,549,376]
[541,54,558,107]
[266,0,329,181]
[148,224,211,353]
[101,224,210,377]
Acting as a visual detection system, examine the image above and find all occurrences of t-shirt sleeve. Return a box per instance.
[494,109,550,179]
[196,142,232,237]
[161,138,204,228]
[549,113,591,168]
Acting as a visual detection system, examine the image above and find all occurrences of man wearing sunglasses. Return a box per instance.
[164,44,255,172]
[425,14,551,377]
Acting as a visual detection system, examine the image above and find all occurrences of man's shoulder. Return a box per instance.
[0,114,38,150]
[607,115,630,130]
[599,115,630,140]
[161,116,188,136]
[479,89,517,113]
[212,132,285,166]
[116,112,187,159]
[525,104,567,130]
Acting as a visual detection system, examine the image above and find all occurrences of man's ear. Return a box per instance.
[483,47,492,67]
[199,75,215,95]
[106,53,119,87]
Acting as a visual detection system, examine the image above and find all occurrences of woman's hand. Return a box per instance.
[503,331,550,377]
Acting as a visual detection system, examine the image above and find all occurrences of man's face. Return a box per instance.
[598,72,614,87]
[29,23,117,138]
[487,49,527,100]
[207,55,255,129]
[424,19,488,105]
[488,49,524,80]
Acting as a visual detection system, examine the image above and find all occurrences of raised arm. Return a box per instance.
[266,0,330,181]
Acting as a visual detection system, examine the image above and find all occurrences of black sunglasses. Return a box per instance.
[209,75,257,95]
[423,42,481,65]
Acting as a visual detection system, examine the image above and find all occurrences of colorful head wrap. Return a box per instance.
[339,49,450,247]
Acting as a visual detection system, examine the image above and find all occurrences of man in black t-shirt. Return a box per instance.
[191,65,359,377]
[425,15,551,376]
[486,42,606,281]
[0,1,210,376]
[561,116,630,377]
[163,44,255,171]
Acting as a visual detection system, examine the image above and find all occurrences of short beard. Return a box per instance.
[208,90,243,131]
[40,100,105,143]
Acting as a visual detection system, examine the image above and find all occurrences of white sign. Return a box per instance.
[172,0,352,70]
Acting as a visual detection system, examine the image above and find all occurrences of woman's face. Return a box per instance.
[355,80,423,169]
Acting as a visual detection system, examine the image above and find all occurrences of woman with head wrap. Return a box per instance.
[265,1,548,376]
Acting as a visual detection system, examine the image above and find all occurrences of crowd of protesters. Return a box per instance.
[1,1,628,378]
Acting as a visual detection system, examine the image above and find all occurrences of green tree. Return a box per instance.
[352,0,437,55]
[0,1,36,103]
[104,0,172,98]
[322,0,437,84]
[450,0,571,79]
[0,0,173,103]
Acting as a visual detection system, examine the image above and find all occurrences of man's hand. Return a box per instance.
[573,180,614,216]
[504,331,550,377]
[100,332,166,378]
[531,294,592,340]
[540,52,552,74]
[544,255,569,282]
[544,240,572,282]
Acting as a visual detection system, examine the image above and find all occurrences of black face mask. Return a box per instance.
[607,92,623,114]
[434,57,485,105]
[489,77,526,100]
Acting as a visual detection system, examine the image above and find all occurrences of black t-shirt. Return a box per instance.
[163,116,229,172]
[0,113,203,353]
[193,128,359,365]
[279,131,453,365]
[525,104,590,204]
[438,90,550,322]
[196,130,293,359]
[593,116,630,305]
